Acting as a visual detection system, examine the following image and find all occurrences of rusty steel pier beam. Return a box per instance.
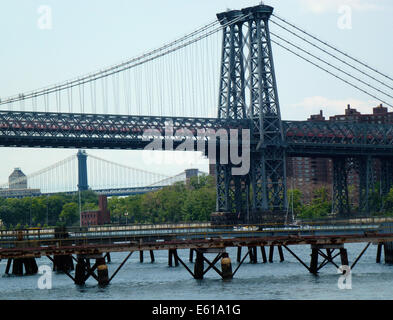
[376,243,383,263]
[310,249,319,275]
[194,251,204,280]
[5,258,38,276]
[248,246,257,264]
[260,246,267,263]
[340,248,349,267]
[74,256,87,285]
[278,246,285,262]
[269,246,274,263]
[53,255,74,273]
[168,249,179,267]
[384,242,393,264]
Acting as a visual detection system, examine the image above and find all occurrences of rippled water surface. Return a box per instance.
[0,243,392,300]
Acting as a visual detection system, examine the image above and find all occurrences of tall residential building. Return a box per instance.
[209,104,390,205]
[288,104,389,204]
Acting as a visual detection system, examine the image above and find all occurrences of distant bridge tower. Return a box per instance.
[215,4,287,223]
[77,150,89,191]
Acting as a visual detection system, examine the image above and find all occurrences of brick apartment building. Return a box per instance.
[209,103,390,205]
[288,103,389,204]
[80,195,111,226]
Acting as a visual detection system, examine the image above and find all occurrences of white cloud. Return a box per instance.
[284,96,381,120]
[298,0,383,14]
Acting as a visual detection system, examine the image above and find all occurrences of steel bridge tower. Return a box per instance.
[77,150,89,191]
[215,4,287,224]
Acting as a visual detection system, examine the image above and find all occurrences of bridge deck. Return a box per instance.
[1,111,393,156]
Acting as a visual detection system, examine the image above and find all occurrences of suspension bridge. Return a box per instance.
[1,3,393,284]
[0,150,205,197]
[1,4,392,220]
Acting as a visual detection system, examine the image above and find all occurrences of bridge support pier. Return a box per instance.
[74,257,87,285]
[73,254,111,286]
[5,258,38,276]
[150,250,155,263]
[221,252,233,280]
[168,250,172,267]
[168,249,179,267]
[24,258,39,275]
[96,257,109,286]
[269,246,274,263]
[285,243,370,275]
[53,255,74,272]
[139,251,144,263]
[5,259,12,274]
[248,246,257,264]
[260,246,267,263]
[340,248,349,267]
[355,156,376,216]
[278,246,285,262]
[194,251,204,280]
[376,243,383,263]
[237,247,242,263]
[310,249,319,274]
[380,158,393,210]
[374,242,393,264]
[175,249,232,280]
[189,249,194,263]
[284,244,345,275]
[12,259,24,276]
[383,242,393,264]
[332,157,350,217]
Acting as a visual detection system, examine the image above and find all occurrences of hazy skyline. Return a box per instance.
[0,0,392,185]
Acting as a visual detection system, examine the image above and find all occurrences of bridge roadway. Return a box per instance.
[1,111,393,156]
[41,186,166,197]
[1,219,393,259]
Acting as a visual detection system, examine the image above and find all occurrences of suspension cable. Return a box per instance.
[270,32,393,101]
[272,14,393,83]
[87,154,171,178]
[1,15,248,106]
[270,18,393,92]
[272,39,393,108]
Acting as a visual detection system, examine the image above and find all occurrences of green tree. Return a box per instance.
[59,202,79,226]
[287,189,304,218]
[298,187,331,220]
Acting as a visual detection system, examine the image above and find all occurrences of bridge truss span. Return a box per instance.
[284,120,393,156]
[0,110,248,150]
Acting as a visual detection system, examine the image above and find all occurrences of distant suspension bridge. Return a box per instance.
[0,150,206,197]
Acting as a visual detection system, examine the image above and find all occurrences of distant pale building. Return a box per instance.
[9,168,27,189]
[0,168,41,198]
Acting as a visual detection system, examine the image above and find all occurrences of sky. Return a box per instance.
[0,0,392,185]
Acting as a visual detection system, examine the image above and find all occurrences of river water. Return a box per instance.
[0,243,392,300]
